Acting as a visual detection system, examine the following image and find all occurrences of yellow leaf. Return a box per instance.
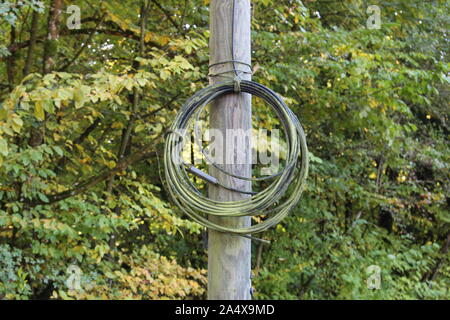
[160,70,171,81]
[11,117,23,133]
[34,101,45,121]
[0,137,8,156]
[144,32,154,43]
[111,122,124,129]
[106,160,116,169]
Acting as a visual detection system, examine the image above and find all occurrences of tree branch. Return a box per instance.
[107,1,149,193]
[6,25,162,56]
[23,10,40,76]
[58,13,107,72]
[27,147,156,207]
[422,232,450,282]
[6,26,17,89]
[55,118,102,174]
[42,0,63,74]
[150,0,179,30]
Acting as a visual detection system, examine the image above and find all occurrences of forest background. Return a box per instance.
[0,0,448,299]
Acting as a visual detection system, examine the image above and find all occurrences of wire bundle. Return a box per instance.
[164,79,309,234]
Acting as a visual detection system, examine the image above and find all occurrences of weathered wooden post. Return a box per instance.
[208,0,252,300]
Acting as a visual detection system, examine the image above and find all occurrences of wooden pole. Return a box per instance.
[208,0,252,300]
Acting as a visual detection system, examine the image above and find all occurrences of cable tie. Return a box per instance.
[234,76,242,93]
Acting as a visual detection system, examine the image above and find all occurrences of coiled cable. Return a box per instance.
[164,79,309,234]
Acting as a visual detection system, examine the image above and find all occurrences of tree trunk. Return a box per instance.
[24,10,40,76]
[43,0,63,74]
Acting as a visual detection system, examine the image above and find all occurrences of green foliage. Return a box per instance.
[0,0,449,300]
[250,0,449,299]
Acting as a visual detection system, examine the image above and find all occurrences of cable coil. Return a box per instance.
[164,79,309,234]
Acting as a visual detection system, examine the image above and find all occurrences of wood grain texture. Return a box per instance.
[208,0,252,300]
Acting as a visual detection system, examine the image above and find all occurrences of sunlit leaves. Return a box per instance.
[0,137,8,156]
